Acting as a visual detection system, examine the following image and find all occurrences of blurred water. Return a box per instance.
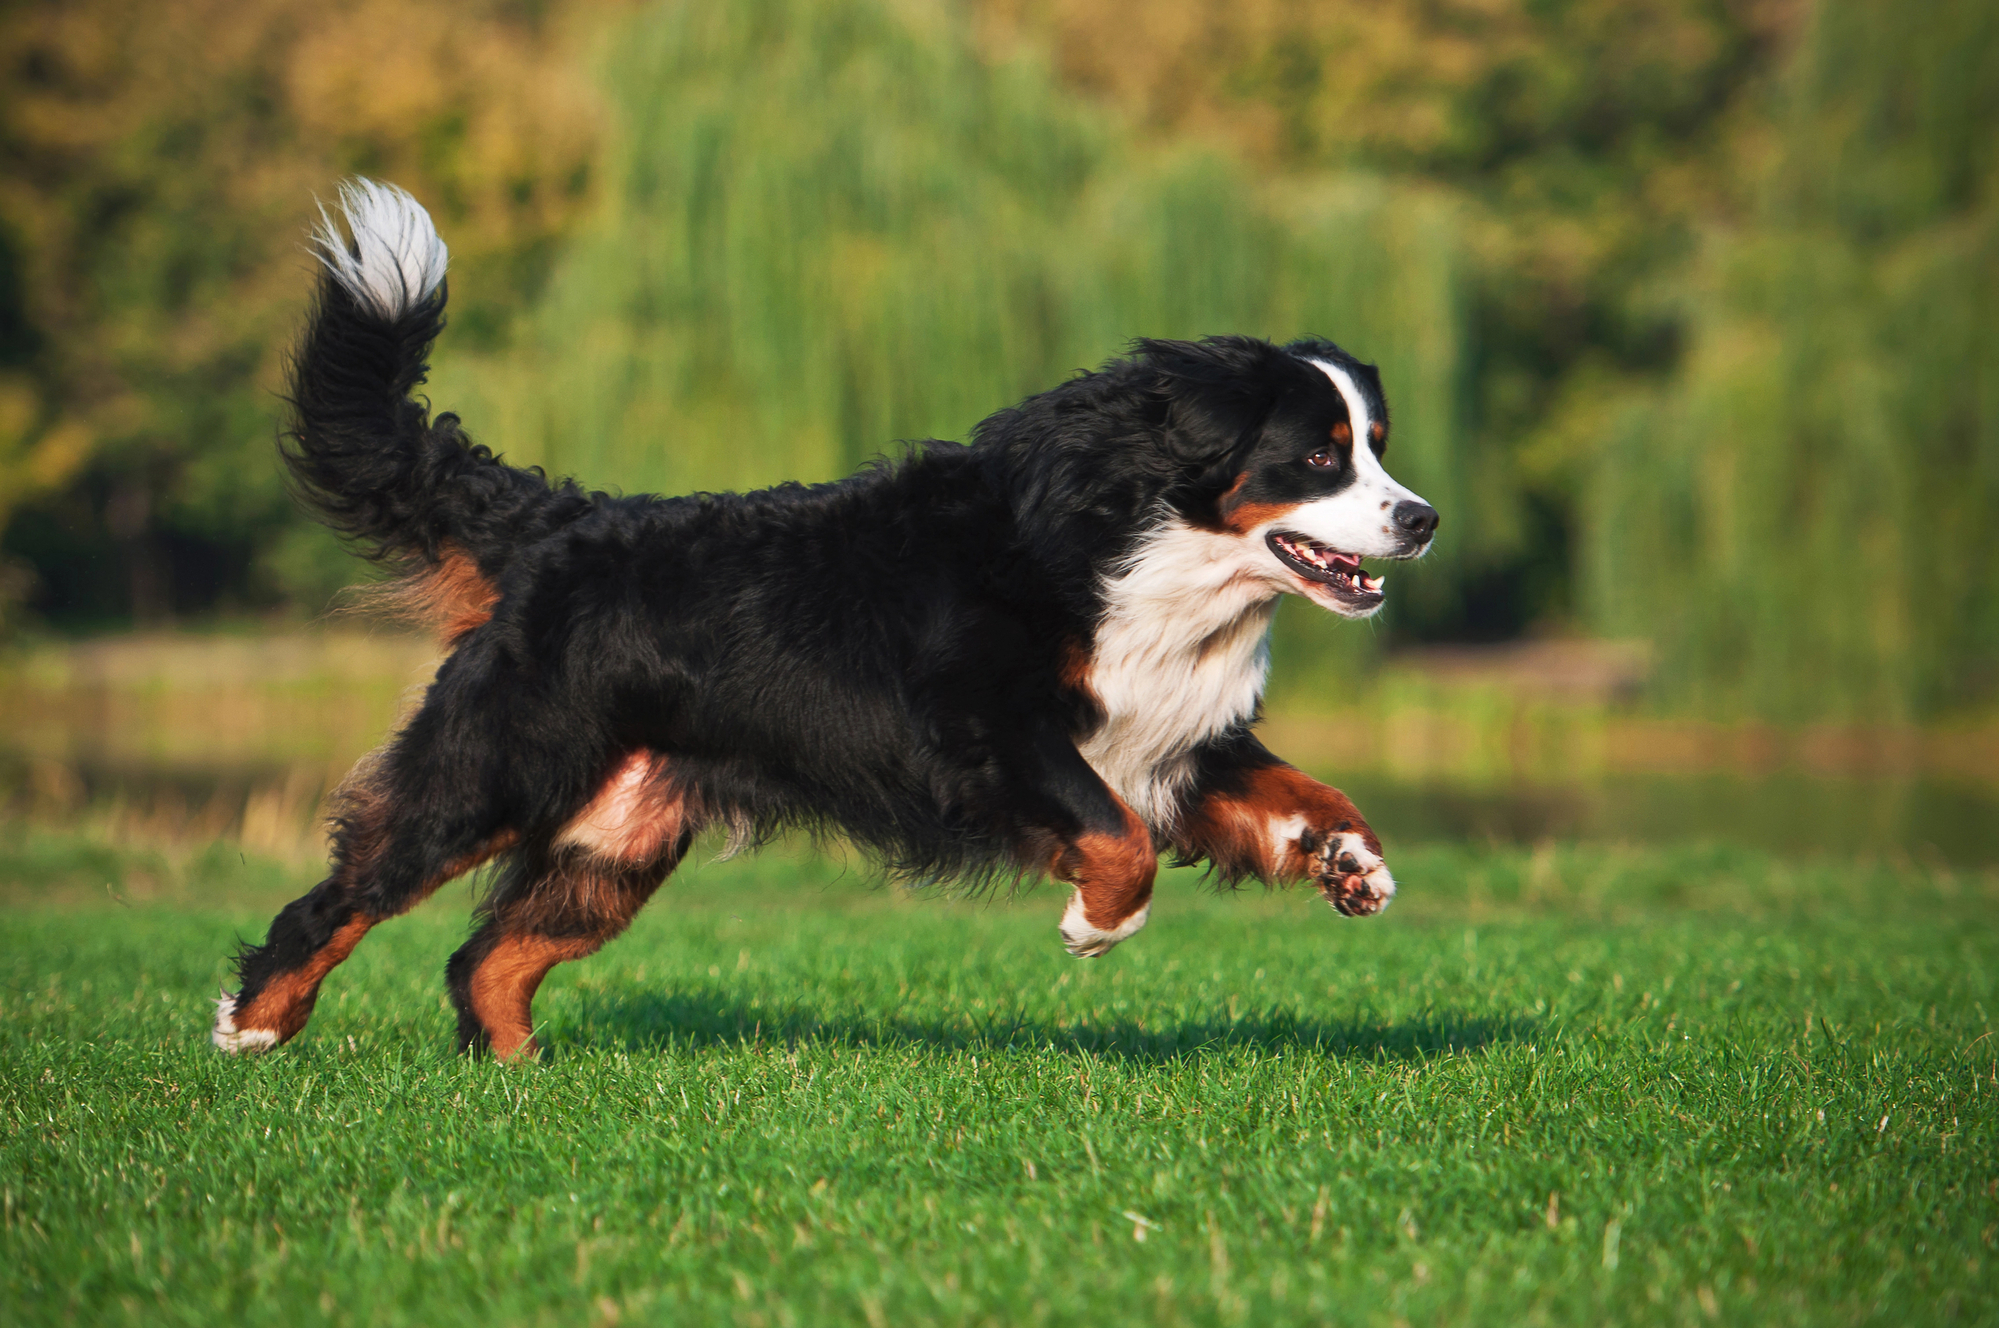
[1330,770,1999,869]
[6,751,1996,871]
[3,633,1993,869]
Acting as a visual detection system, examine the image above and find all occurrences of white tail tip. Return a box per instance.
[310,178,448,320]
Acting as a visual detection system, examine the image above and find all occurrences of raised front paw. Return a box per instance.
[1310,830,1396,917]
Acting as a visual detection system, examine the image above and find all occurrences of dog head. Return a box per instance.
[1138,336,1438,619]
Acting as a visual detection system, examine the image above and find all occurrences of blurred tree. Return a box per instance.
[981,0,1999,719]
[0,0,609,625]
[0,0,1988,721]
[1585,0,1999,720]
[428,0,1474,696]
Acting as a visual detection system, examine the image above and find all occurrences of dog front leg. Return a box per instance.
[1177,757,1397,917]
[1045,797,1158,957]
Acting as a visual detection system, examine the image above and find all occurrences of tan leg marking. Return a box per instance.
[218,824,519,1054]
[1177,763,1395,914]
[1051,801,1158,958]
[229,916,374,1044]
[468,932,601,1061]
[1179,762,1377,878]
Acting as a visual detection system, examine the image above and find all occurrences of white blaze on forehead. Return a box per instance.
[1310,358,1413,496]
[1250,358,1429,561]
[1311,358,1378,443]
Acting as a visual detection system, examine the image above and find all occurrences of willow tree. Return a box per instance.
[432,0,1472,694]
[1583,0,1999,721]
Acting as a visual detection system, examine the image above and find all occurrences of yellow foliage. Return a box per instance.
[976,0,1791,170]
[0,374,86,527]
[0,0,620,531]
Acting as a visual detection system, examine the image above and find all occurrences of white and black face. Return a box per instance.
[1213,353,1438,619]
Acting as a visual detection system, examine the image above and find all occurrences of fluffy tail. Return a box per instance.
[284,179,586,634]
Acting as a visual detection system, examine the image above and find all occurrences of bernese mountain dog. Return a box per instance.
[213,180,1439,1059]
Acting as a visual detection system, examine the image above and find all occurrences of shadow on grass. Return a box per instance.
[563,988,1530,1064]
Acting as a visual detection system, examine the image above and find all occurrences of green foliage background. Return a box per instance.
[1584,0,1999,721]
[0,0,1993,722]
[430,0,1470,688]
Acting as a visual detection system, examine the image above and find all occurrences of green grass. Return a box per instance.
[2,835,1995,1326]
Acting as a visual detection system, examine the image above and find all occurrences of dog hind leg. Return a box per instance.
[215,735,520,1053]
[448,750,699,1059]
[446,844,684,1060]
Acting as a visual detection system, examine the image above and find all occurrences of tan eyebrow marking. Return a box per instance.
[1330,421,1353,445]
[1369,420,1386,445]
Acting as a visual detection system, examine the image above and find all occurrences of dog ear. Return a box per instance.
[1136,337,1296,470]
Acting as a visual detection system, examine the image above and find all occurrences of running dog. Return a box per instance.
[214,180,1439,1059]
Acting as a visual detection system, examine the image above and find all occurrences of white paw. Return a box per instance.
[1059,890,1151,958]
[211,992,276,1054]
[1316,831,1395,917]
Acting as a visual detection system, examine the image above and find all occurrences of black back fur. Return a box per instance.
[285,260,1387,889]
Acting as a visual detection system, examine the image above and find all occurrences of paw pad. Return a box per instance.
[1314,832,1396,918]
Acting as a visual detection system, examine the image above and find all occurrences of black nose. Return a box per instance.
[1391,500,1438,541]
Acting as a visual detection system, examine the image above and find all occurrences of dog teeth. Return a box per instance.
[1276,534,1382,595]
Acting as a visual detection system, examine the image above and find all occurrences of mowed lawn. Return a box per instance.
[2,834,1994,1326]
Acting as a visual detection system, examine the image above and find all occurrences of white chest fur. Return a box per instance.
[1076,519,1281,831]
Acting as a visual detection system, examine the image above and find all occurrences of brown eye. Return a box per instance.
[1306,450,1336,469]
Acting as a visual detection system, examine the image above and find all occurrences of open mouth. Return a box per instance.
[1266,531,1385,607]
